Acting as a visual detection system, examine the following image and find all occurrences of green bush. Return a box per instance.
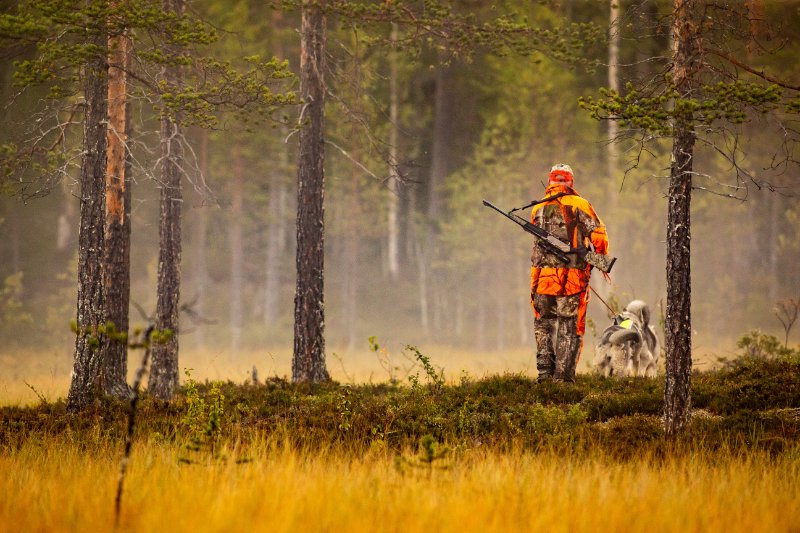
[693,334,800,414]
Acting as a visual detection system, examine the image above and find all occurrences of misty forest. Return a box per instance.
[1,1,800,531]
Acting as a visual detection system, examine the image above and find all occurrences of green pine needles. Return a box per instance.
[0,0,297,191]
[580,78,786,137]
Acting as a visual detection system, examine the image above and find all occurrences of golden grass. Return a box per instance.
[2,436,798,533]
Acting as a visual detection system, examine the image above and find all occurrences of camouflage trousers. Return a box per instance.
[533,293,583,382]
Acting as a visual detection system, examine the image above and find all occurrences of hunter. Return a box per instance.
[530,164,610,382]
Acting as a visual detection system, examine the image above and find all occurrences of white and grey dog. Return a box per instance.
[593,300,660,378]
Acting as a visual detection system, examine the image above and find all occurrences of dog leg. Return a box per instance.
[631,346,642,377]
[624,347,635,377]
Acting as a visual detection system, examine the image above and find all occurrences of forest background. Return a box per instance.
[1,0,799,401]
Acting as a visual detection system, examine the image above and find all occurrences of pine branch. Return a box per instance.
[706,47,800,92]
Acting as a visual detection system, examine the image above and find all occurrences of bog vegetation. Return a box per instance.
[2,333,799,530]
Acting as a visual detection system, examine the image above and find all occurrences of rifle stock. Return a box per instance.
[483,199,616,274]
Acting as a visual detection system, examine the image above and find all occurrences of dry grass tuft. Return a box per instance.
[1,436,798,532]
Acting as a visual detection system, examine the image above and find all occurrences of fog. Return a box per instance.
[1,0,799,402]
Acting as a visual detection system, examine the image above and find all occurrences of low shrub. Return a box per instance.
[1,342,799,458]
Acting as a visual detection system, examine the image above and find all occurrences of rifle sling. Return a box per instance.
[509,191,575,213]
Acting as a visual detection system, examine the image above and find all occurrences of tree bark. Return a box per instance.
[664,0,699,437]
[293,0,329,383]
[67,34,108,411]
[102,21,132,398]
[149,0,184,400]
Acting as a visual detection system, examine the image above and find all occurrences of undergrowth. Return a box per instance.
[1,334,799,460]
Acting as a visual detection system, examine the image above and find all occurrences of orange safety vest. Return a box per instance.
[530,184,609,297]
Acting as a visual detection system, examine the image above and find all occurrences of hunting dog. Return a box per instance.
[593,300,660,378]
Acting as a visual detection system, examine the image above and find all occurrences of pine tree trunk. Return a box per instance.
[386,22,401,281]
[664,0,699,437]
[67,36,108,411]
[149,0,184,400]
[293,0,329,383]
[230,143,244,352]
[102,23,132,398]
[428,59,453,221]
[420,57,454,334]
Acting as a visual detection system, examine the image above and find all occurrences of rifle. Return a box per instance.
[482,199,616,274]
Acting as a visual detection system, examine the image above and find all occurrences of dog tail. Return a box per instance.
[624,300,651,326]
[608,328,641,345]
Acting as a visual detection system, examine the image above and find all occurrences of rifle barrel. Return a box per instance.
[483,198,616,274]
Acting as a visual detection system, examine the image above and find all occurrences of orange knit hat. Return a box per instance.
[549,164,574,186]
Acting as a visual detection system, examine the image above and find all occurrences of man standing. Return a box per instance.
[530,164,609,382]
